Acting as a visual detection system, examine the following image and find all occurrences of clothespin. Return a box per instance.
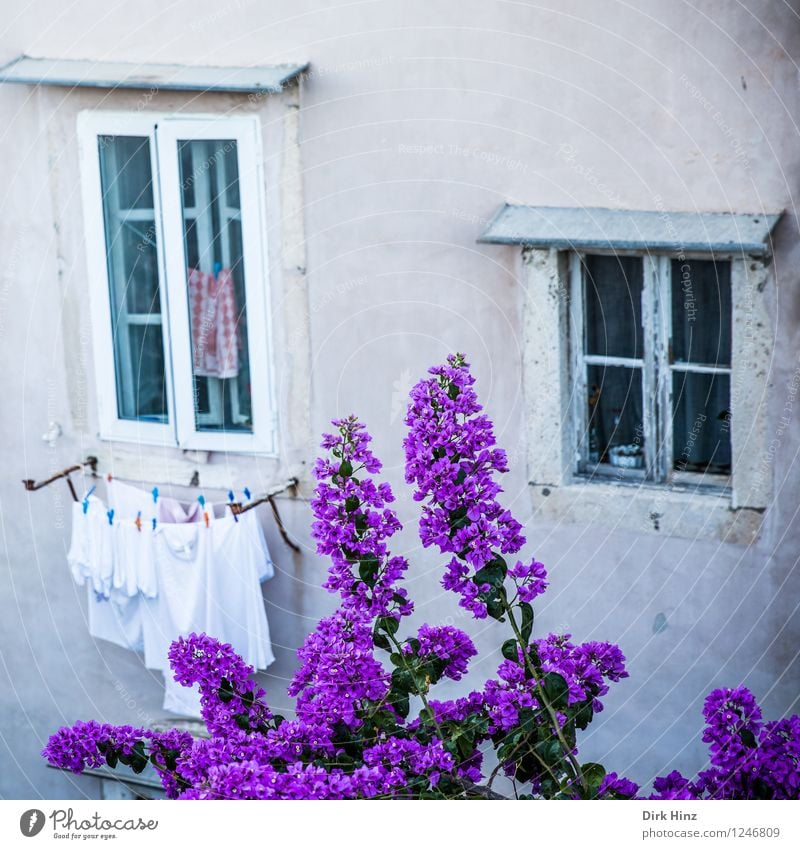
[107,473,112,483]
[198,494,206,509]
[243,487,251,501]
[152,517,157,531]
[204,511,210,529]
[135,511,142,532]
[228,490,239,522]
[82,485,96,515]
[106,509,115,526]
[152,487,159,503]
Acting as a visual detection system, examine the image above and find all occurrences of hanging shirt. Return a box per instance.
[140,512,274,673]
[188,267,239,379]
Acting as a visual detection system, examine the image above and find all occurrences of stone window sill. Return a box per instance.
[529,479,763,544]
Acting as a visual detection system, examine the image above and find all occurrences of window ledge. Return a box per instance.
[91,442,303,492]
[529,479,764,544]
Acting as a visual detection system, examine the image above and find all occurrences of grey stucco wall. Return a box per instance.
[1,0,799,798]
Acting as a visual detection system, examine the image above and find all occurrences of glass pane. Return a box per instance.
[671,259,731,366]
[97,136,167,423]
[178,140,252,433]
[672,372,731,475]
[586,365,644,469]
[584,255,643,359]
[127,323,168,421]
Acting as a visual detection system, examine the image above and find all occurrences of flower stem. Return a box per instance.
[504,599,588,797]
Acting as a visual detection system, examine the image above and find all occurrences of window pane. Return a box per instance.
[97,135,168,423]
[586,365,644,468]
[584,255,643,359]
[671,259,731,366]
[672,372,731,475]
[178,140,252,433]
[127,323,168,420]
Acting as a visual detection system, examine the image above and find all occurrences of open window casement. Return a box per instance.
[78,111,277,455]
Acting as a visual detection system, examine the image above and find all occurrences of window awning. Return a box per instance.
[479,204,782,256]
[0,55,307,94]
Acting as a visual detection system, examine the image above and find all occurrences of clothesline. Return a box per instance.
[22,456,98,502]
[22,458,301,552]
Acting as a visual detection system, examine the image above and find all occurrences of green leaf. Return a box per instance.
[534,737,564,767]
[740,728,758,749]
[389,689,410,718]
[448,506,470,533]
[542,671,570,709]
[105,750,118,769]
[391,668,416,695]
[377,615,399,636]
[519,602,534,644]
[581,762,606,789]
[129,741,148,774]
[372,624,391,652]
[485,588,506,621]
[234,713,252,731]
[573,700,594,731]
[474,561,506,589]
[358,555,380,586]
[130,755,148,774]
[501,638,519,662]
[344,496,360,512]
[218,686,234,704]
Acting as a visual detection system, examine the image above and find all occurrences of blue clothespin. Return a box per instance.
[82,485,96,515]
[152,517,157,531]
[213,261,222,277]
[106,509,115,526]
[152,486,159,503]
[243,487,251,501]
[198,494,206,509]
[228,490,239,522]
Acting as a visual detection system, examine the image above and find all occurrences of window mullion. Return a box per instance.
[641,254,659,481]
[154,122,196,449]
[569,252,587,475]
[653,255,672,483]
[148,128,178,445]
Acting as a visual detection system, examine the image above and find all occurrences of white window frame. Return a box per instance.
[77,110,277,455]
[569,251,732,491]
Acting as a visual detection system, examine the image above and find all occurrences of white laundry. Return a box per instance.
[67,497,113,597]
[141,512,275,673]
[67,479,276,718]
